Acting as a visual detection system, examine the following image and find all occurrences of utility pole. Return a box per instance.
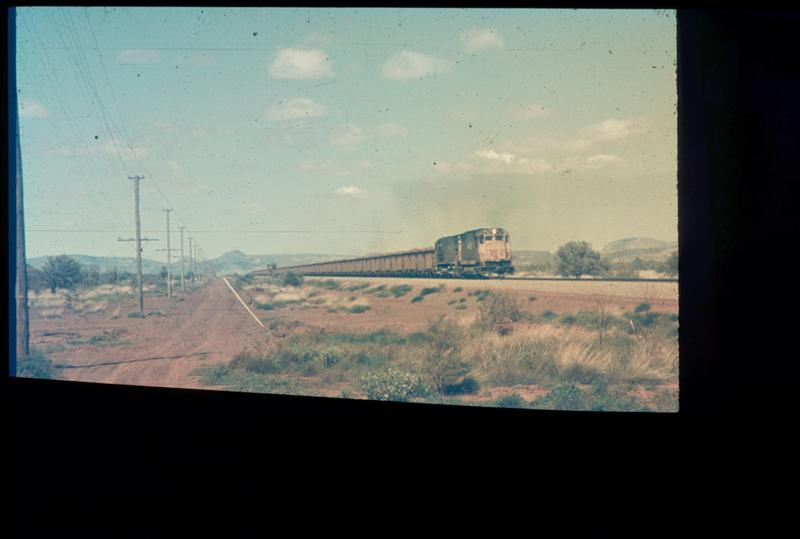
[14,93,29,365]
[161,209,172,298]
[122,175,147,312]
[179,226,185,293]
[188,236,193,287]
[194,245,199,282]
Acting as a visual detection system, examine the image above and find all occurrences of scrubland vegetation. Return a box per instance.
[201,276,679,412]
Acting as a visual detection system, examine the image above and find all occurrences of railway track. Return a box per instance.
[284,273,678,284]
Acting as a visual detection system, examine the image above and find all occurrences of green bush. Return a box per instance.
[127,311,145,318]
[314,280,341,290]
[634,302,652,313]
[420,286,443,296]
[411,295,424,303]
[494,394,527,409]
[390,284,413,297]
[454,287,463,292]
[281,272,304,287]
[16,349,55,379]
[349,305,370,314]
[360,367,425,402]
[559,314,577,325]
[442,376,480,395]
[540,310,557,321]
[475,291,526,332]
[346,283,370,292]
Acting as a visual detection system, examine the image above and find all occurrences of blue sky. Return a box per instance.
[16,7,676,260]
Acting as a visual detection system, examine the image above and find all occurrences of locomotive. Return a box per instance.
[253,227,513,279]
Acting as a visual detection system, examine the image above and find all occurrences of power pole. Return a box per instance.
[14,90,29,365]
[124,175,146,312]
[162,209,172,298]
[10,7,28,372]
[188,236,193,287]
[179,226,185,293]
[195,245,200,282]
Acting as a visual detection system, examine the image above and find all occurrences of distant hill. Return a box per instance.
[601,238,678,262]
[27,239,677,276]
[212,251,348,275]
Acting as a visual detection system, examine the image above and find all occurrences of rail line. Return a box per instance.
[256,273,678,284]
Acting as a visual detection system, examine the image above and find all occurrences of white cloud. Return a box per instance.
[502,116,648,156]
[381,50,448,80]
[115,49,160,65]
[474,149,552,175]
[19,98,49,118]
[266,98,328,121]
[585,154,623,168]
[579,117,647,141]
[102,138,146,161]
[377,123,408,137]
[336,186,367,198]
[510,104,551,120]
[269,49,334,80]
[331,125,366,151]
[475,149,516,164]
[459,28,505,53]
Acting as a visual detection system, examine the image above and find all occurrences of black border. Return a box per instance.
[6,3,799,518]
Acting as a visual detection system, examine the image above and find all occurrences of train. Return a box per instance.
[253,227,514,279]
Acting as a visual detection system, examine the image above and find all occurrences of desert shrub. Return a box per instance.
[634,302,652,313]
[530,383,586,411]
[16,349,55,379]
[229,351,282,374]
[411,295,424,303]
[442,376,480,395]
[469,289,491,302]
[281,272,304,287]
[349,305,370,314]
[420,285,443,296]
[127,311,144,318]
[360,367,424,402]
[390,284,413,297]
[455,304,467,310]
[559,314,577,325]
[458,298,466,303]
[475,291,526,332]
[454,287,463,292]
[475,337,560,386]
[314,280,341,290]
[561,364,606,385]
[494,394,527,409]
[530,382,649,412]
[448,299,457,305]
[346,283,370,292]
[540,310,557,321]
[367,285,391,298]
[528,295,538,301]
[423,317,470,393]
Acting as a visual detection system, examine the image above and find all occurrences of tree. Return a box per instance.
[42,255,83,293]
[81,264,100,288]
[663,250,678,277]
[27,265,47,294]
[555,241,608,279]
[423,317,469,394]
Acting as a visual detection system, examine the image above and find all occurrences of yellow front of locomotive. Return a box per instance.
[477,228,513,275]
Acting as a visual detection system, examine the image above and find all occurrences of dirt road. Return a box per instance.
[37,279,268,389]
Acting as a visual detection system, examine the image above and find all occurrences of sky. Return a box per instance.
[15,7,677,261]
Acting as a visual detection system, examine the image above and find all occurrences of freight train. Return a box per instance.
[253,228,513,279]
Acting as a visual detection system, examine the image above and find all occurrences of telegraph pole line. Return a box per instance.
[162,209,172,298]
[179,226,185,293]
[124,175,146,312]
[188,236,193,288]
